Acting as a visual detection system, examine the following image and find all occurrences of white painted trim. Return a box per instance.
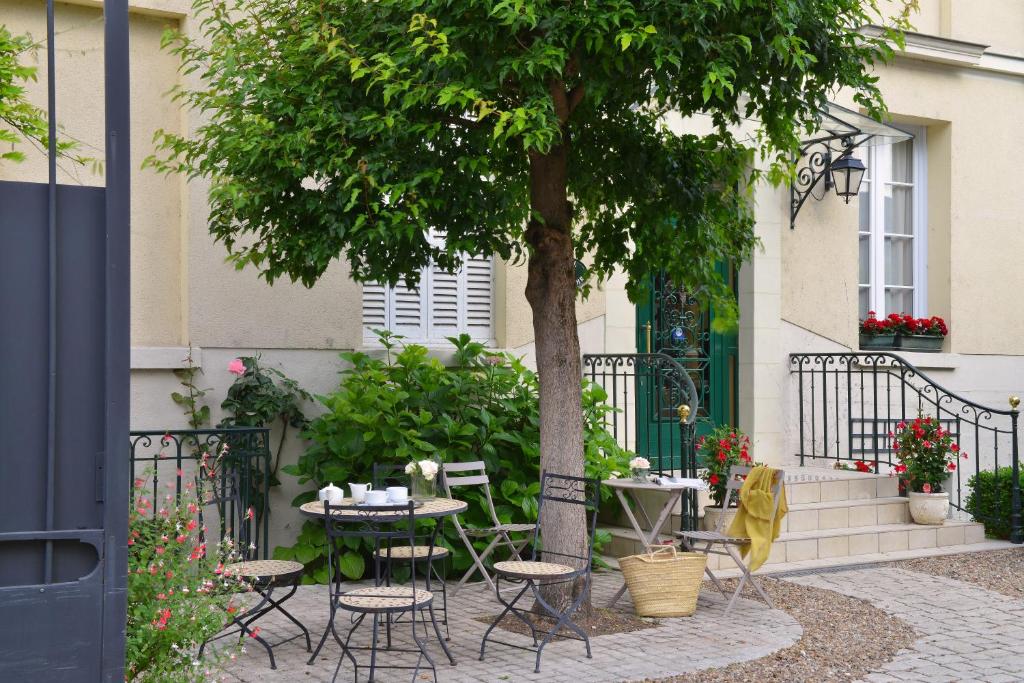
[131,346,198,370]
[59,0,190,18]
[862,26,1024,78]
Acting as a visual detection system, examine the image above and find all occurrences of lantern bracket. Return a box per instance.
[790,103,913,229]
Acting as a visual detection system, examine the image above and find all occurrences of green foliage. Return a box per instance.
[170,346,212,430]
[274,332,631,581]
[147,0,913,327]
[0,26,85,164]
[965,467,1023,540]
[218,354,312,529]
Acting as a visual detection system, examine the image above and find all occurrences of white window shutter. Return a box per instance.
[362,281,388,340]
[390,275,427,340]
[429,264,461,339]
[463,255,493,341]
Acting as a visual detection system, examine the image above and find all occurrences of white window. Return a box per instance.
[361,236,494,344]
[858,127,927,319]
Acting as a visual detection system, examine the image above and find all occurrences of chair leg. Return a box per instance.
[530,579,591,673]
[724,545,774,611]
[368,614,380,683]
[427,604,455,665]
[258,580,312,652]
[479,578,531,661]
[455,535,501,594]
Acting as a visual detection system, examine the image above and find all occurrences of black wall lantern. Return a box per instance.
[828,154,866,203]
[790,103,912,229]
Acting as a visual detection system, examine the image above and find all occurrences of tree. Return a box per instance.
[0,25,82,163]
[149,0,911,608]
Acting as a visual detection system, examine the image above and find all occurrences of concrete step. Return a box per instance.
[601,519,988,571]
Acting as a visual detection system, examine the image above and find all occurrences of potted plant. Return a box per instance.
[697,427,753,531]
[891,415,967,524]
[859,311,897,350]
[894,314,947,352]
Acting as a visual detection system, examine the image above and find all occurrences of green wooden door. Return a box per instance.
[635,267,738,461]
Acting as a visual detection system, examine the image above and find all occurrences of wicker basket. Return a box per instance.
[619,546,706,617]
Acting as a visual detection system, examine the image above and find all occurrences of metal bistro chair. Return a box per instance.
[371,463,450,641]
[197,470,310,669]
[479,472,601,674]
[312,500,447,683]
[441,460,535,594]
[677,465,785,616]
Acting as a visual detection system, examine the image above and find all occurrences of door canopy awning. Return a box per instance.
[790,102,913,229]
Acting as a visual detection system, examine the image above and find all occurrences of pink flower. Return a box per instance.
[947,462,956,471]
[922,483,932,493]
[228,358,246,375]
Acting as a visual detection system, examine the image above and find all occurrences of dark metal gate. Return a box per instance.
[0,0,130,679]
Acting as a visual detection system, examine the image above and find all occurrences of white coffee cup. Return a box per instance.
[364,490,389,506]
[386,486,408,503]
[349,482,372,503]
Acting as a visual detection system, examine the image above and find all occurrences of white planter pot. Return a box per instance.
[701,506,738,532]
[908,491,949,525]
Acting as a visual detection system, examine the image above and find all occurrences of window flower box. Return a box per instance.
[859,312,947,353]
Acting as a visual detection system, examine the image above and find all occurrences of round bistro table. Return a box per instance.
[300,497,469,667]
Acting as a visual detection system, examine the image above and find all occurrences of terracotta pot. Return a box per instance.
[908,491,949,525]
[701,505,738,532]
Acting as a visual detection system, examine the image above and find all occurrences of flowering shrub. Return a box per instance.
[835,460,875,473]
[890,415,967,493]
[126,467,250,682]
[697,426,753,507]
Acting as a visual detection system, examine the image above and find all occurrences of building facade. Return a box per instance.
[3,0,1023,547]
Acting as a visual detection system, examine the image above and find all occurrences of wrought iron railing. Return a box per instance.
[790,352,1021,543]
[129,428,272,558]
[583,353,700,530]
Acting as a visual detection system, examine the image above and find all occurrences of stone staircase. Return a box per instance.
[601,467,995,573]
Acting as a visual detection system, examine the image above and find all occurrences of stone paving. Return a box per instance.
[220,569,800,682]
[787,567,1024,683]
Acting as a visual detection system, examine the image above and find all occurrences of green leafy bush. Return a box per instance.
[275,332,631,582]
[965,467,1024,540]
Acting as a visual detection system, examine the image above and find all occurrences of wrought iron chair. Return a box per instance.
[478,472,601,673]
[371,463,450,641]
[441,460,535,594]
[677,465,785,615]
[197,470,310,669]
[310,500,447,683]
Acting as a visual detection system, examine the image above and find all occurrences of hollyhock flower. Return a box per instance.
[228,358,246,375]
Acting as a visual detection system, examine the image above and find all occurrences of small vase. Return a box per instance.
[908,491,949,524]
[631,468,650,483]
[411,473,436,501]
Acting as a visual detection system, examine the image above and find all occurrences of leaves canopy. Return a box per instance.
[150,0,912,322]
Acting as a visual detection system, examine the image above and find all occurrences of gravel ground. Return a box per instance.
[650,578,915,683]
[894,547,1024,599]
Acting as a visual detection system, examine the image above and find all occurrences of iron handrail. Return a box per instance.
[583,352,700,426]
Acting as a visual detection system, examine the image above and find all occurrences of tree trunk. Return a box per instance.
[525,137,590,615]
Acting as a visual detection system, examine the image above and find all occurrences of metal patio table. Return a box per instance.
[300,497,468,666]
[602,477,706,608]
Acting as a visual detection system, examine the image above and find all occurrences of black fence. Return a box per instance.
[790,352,1021,543]
[582,353,700,530]
[129,428,272,558]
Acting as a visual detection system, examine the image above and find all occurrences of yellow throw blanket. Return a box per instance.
[725,466,787,572]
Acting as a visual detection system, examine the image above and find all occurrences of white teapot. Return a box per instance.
[318,482,344,505]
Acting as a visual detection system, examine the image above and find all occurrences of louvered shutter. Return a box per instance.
[361,282,388,341]
[390,276,427,340]
[463,255,493,341]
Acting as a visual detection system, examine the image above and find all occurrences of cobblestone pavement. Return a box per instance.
[785,567,1024,683]
[220,569,800,682]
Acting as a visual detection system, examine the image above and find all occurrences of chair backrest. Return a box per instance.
[441,460,501,527]
[715,465,786,534]
[372,462,408,489]
[322,502,420,602]
[530,472,601,572]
